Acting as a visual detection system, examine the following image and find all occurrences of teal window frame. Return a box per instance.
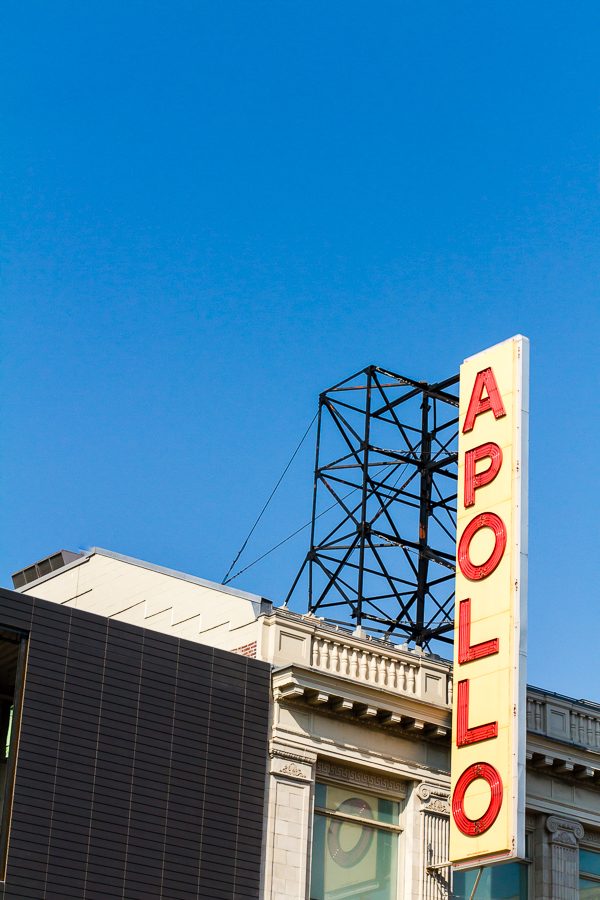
[309,781,402,900]
[580,846,600,897]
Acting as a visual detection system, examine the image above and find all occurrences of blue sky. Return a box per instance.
[2,2,599,698]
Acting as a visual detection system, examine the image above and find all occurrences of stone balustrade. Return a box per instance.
[310,632,452,704]
[265,612,453,728]
[267,612,600,769]
[527,687,600,753]
[569,708,600,749]
[312,634,415,689]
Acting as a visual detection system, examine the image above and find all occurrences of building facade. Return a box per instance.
[0,580,269,899]
[12,547,600,898]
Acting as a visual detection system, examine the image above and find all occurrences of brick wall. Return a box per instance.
[233,641,257,658]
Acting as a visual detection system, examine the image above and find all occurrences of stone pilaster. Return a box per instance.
[417,783,450,900]
[537,815,584,900]
[262,750,316,900]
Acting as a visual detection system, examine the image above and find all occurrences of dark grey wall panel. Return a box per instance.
[0,586,270,899]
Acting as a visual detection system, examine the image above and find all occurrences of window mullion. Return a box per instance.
[314,806,402,834]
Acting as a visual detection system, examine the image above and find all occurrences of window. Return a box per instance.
[452,862,529,899]
[0,626,28,880]
[310,782,401,900]
[580,848,600,899]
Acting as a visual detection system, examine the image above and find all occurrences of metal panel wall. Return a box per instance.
[0,587,270,900]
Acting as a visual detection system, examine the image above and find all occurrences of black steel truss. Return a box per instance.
[286,365,459,649]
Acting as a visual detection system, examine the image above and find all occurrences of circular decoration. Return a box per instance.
[458,512,506,581]
[327,797,374,868]
[452,762,503,836]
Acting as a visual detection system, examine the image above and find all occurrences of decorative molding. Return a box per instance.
[546,815,584,847]
[316,760,407,798]
[270,748,315,764]
[582,829,600,847]
[417,782,451,815]
[271,753,313,782]
[280,763,305,778]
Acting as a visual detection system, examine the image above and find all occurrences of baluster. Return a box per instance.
[407,664,416,693]
[340,644,349,676]
[378,656,387,685]
[331,642,339,673]
[387,658,396,690]
[321,640,330,670]
[447,678,453,705]
[526,698,533,729]
[534,700,542,731]
[312,639,320,667]
[359,651,368,682]
[369,654,377,682]
[350,648,359,678]
[398,662,406,693]
[570,711,578,742]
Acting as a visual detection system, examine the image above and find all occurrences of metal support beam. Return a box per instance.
[286,365,459,650]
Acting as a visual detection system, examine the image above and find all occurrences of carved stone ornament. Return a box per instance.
[270,749,314,781]
[316,760,407,798]
[583,829,600,847]
[280,763,305,778]
[271,757,312,781]
[546,816,585,847]
[417,783,451,815]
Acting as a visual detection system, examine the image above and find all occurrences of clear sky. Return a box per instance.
[2,2,599,699]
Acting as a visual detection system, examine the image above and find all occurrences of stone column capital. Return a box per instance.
[269,748,316,781]
[416,782,451,815]
[545,815,585,847]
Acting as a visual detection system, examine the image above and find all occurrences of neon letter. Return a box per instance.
[456,679,498,746]
[464,442,503,508]
[463,367,507,433]
[458,599,499,664]
[458,512,506,581]
[452,762,503,836]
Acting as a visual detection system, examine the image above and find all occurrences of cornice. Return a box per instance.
[526,743,600,790]
[272,664,450,743]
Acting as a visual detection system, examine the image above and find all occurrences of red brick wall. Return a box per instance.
[232,641,257,658]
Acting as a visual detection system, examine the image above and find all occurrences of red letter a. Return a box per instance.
[463,367,507,433]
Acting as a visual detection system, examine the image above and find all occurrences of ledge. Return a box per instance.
[273,663,451,741]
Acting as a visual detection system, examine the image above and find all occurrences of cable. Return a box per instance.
[221,411,318,584]
[224,460,412,585]
[223,489,353,585]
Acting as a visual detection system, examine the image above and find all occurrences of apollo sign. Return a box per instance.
[449,336,529,868]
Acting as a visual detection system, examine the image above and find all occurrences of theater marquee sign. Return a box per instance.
[450,336,529,868]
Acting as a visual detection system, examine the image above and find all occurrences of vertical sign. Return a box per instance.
[449,336,529,868]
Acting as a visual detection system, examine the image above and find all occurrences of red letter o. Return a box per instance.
[452,762,503,836]
[458,513,506,581]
